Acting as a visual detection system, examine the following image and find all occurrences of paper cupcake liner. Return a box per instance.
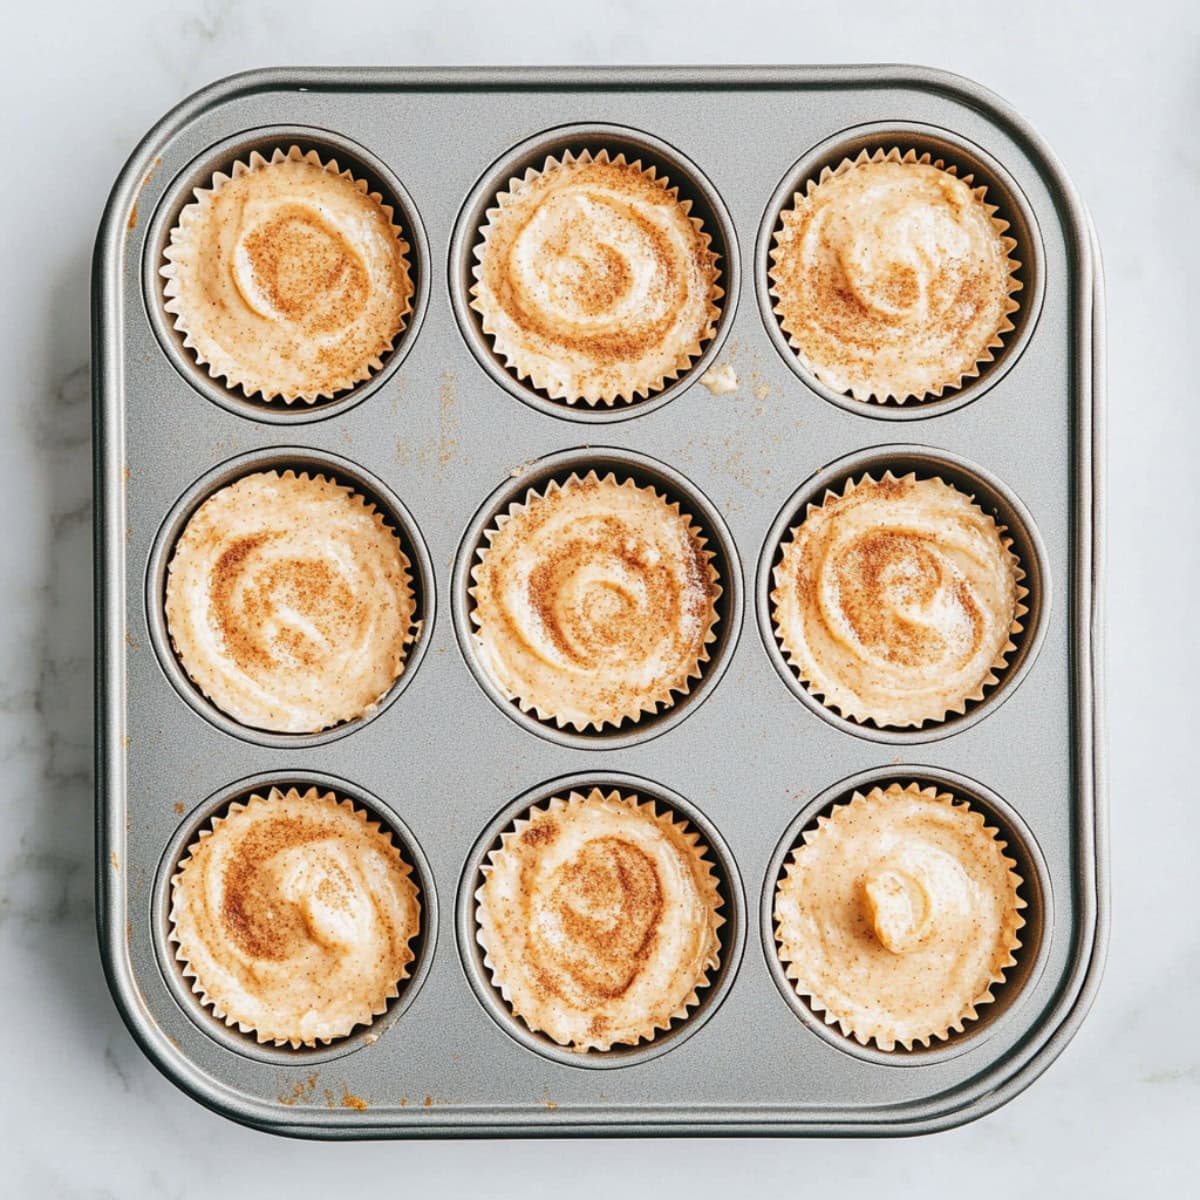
[161,146,414,404]
[468,470,722,731]
[768,147,1022,404]
[770,470,1028,728]
[469,149,723,406]
[475,788,724,1052]
[168,786,421,1048]
[164,469,420,734]
[774,782,1026,1051]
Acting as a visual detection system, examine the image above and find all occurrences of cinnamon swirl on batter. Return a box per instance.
[771,472,1025,727]
[165,470,416,733]
[475,788,723,1051]
[170,786,421,1047]
[769,149,1020,403]
[469,471,720,730]
[470,150,722,405]
[162,146,414,403]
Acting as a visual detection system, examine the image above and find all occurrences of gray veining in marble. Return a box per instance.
[1,0,1197,1195]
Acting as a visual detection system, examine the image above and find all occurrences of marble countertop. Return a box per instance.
[2,0,1195,1194]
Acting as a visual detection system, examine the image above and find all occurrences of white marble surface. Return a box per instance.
[2,0,1196,1194]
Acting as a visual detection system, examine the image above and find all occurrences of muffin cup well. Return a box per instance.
[453,448,742,750]
[457,772,745,1069]
[469,470,720,732]
[761,767,1050,1067]
[476,787,723,1052]
[170,786,420,1048]
[756,122,1044,420]
[775,782,1024,1050]
[450,124,738,423]
[146,447,435,750]
[145,126,429,424]
[153,772,436,1066]
[165,468,417,736]
[469,149,721,408]
[770,469,1027,728]
[757,445,1049,744]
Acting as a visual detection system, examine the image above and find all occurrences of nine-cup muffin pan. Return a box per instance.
[94,65,1106,1137]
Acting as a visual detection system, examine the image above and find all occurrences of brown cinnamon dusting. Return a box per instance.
[241,203,370,336]
[478,157,719,396]
[528,835,663,1007]
[478,474,717,722]
[220,814,337,960]
[834,530,957,664]
[167,153,412,398]
[777,473,1020,727]
[772,158,1014,399]
[522,820,558,847]
[201,792,415,976]
[208,532,365,674]
[810,478,985,666]
[479,790,722,1051]
[278,1072,320,1106]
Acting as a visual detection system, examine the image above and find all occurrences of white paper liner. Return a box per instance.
[768,147,1021,404]
[475,788,724,1051]
[770,470,1028,728]
[774,782,1025,1050]
[468,469,722,731]
[469,149,723,405]
[169,786,421,1047]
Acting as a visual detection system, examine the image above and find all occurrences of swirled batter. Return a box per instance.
[476,789,723,1050]
[170,787,421,1046]
[470,471,720,730]
[470,151,722,404]
[774,783,1025,1050]
[771,473,1024,727]
[769,150,1020,402]
[165,470,416,733]
[162,146,413,402]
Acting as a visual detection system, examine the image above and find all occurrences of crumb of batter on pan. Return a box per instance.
[699,362,738,395]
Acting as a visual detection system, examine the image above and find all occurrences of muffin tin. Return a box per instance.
[94,65,1106,1137]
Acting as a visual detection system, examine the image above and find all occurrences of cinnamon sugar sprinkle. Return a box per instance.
[470,472,720,729]
[771,472,1024,727]
[161,147,413,402]
[769,151,1020,403]
[475,789,723,1051]
[170,787,421,1046]
[471,152,722,404]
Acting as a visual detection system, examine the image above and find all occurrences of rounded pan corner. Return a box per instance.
[92,66,335,290]
[97,972,395,1140]
[94,919,287,1138]
[94,818,397,1140]
[876,63,1097,271]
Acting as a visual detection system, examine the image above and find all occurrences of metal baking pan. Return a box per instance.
[94,65,1106,1137]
